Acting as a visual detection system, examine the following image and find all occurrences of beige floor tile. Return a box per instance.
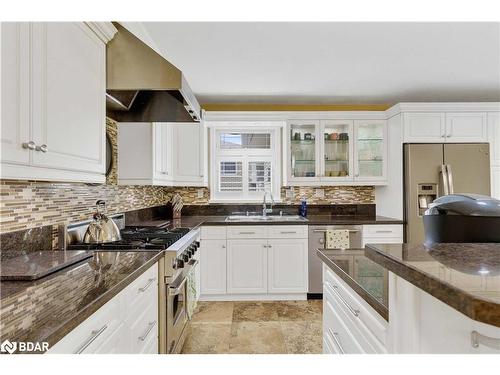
[181,322,231,354]
[276,300,322,322]
[280,320,323,354]
[191,301,234,323]
[232,301,280,322]
[229,321,287,354]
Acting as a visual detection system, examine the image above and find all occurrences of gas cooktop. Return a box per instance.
[67,226,191,251]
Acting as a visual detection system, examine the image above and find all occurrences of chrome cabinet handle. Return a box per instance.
[328,329,345,354]
[139,321,157,342]
[280,231,297,234]
[375,230,393,233]
[74,324,108,354]
[36,144,48,153]
[22,141,36,150]
[326,282,360,317]
[139,278,156,293]
[471,331,500,350]
[238,231,255,235]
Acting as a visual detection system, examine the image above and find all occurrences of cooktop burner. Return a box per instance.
[67,227,191,251]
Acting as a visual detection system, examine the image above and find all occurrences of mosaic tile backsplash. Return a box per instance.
[0,117,374,235]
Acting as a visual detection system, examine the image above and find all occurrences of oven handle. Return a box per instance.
[169,276,187,295]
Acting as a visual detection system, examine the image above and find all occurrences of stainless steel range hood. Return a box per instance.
[106,23,201,123]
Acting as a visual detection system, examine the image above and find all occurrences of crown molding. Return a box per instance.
[386,102,500,118]
[204,110,388,122]
[85,22,118,43]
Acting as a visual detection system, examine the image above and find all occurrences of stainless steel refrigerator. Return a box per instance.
[403,143,491,243]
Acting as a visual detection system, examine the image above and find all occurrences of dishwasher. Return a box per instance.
[308,225,363,298]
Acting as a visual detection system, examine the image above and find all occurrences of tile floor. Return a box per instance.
[181,300,323,354]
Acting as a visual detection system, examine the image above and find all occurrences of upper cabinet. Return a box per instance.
[1,22,116,183]
[285,119,387,186]
[403,112,488,143]
[118,122,207,187]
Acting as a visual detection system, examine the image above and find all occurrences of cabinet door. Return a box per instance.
[287,120,321,184]
[354,120,387,182]
[30,23,105,174]
[491,166,500,200]
[1,23,31,166]
[200,239,227,295]
[171,123,205,185]
[445,113,487,142]
[403,113,445,142]
[267,239,308,293]
[488,112,500,166]
[153,123,172,182]
[320,120,354,182]
[227,239,267,294]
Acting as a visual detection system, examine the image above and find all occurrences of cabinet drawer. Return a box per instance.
[363,225,403,238]
[201,226,226,239]
[323,297,365,354]
[267,225,307,239]
[128,303,158,354]
[123,263,158,320]
[324,265,388,348]
[227,226,267,239]
[48,293,123,354]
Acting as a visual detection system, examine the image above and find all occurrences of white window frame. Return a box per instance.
[209,124,282,203]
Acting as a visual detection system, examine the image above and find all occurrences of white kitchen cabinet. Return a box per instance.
[362,224,403,246]
[267,238,308,293]
[1,22,115,183]
[445,112,488,142]
[488,112,500,199]
[200,239,227,295]
[353,120,387,183]
[118,122,207,186]
[403,113,446,142]
[170,123,207,186]
[227,239,268,294]
[285,119,387,186]
[48,262,158,354]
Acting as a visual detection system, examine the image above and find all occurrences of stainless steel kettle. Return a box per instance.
[83,200,122,243]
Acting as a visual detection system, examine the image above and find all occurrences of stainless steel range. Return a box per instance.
[63,215,201,354]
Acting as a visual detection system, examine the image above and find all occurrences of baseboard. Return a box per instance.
[307,293,323,300]
[199,294,307,301]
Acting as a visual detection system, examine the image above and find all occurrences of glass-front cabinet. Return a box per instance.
[286,119,387,185]
[288,120,321,182]
[353,120,387,181]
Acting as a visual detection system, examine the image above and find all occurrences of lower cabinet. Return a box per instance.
[48,263,158,354]
[323,264,388,354]
[227,239,268,294]
[200,225,308,299]
[200,239,227,295]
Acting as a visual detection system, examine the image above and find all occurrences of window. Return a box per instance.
[210,126,281,202]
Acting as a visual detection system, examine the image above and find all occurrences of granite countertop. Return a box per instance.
[131,215,403,228]
[0,250,164,350]
[365,242,500,327]
[317,249,389,320]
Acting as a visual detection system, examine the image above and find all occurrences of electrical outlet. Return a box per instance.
[197,189,204,198]
[315,188,324,198]
[285,187,295,198]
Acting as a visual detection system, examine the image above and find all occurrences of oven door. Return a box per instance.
[166,273,189,354]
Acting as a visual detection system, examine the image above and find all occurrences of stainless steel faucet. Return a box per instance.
[262,191,275,217]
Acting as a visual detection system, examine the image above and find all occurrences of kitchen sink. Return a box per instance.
[225,214,308,222]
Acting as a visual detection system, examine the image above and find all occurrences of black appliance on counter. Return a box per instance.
[423,194,500,244]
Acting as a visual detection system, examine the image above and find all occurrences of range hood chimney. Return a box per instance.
[106,23,201,123]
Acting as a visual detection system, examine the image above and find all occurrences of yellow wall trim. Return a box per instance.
[202,103,391,112]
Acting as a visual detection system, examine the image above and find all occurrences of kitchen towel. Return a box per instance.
[325,229,350,250]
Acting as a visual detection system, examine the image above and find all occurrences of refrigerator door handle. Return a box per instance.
[446,164,454,194]
[440,164,450,196]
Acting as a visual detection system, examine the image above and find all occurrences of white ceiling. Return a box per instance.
[139,22,500,105]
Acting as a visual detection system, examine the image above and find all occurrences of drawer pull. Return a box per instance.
[326,282,360,317]
[139,320,157,342]
[280,231,297,234]
[328,329,345,354]
[139,278,156,292]
[375,230,393,233]
[471,331,500,350]
[74,324,108,354]
[238,231,255,235]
